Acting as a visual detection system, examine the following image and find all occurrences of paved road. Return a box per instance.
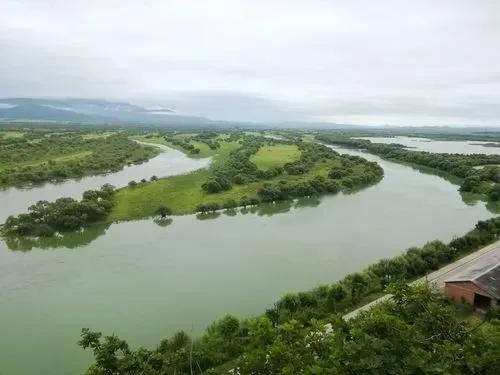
[343,239,500,320]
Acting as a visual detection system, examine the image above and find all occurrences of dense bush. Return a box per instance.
[202,177,232,193]
[2,185,115,237]
[195,203,221,214]
[154,206,172,217]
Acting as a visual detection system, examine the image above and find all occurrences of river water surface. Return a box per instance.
[0,141,497,374]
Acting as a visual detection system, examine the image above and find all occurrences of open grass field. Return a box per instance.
[250,144,301,170]
[110,138,245,220]
[109,156,342,221]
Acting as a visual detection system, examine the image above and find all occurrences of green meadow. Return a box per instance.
[250,144,301,170]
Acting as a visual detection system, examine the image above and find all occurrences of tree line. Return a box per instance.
[2,184,115,237]
[317,134,500,201]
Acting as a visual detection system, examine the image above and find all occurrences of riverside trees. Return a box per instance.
[2,184,115,237]
[317,133,500,201]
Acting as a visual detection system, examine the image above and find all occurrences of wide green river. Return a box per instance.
[0,142,497,374]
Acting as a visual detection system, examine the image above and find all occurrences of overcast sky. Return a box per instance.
[1,0,499,125]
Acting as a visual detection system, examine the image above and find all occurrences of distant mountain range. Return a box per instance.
[0,98,212,126]
[1,98,499,132]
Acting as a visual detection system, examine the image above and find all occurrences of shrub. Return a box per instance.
[155,206,172,217]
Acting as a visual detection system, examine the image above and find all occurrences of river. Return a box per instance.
[0,141,496,374]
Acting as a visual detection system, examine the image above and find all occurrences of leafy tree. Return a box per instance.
[154,206,172,218]
[327,284,346,311]
[344,272,369,303]
[2,185,115,237]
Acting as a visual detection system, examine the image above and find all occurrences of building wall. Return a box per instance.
[444,281,493,305]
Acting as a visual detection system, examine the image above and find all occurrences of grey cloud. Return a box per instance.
[0,0,499,126]
[317,97,500,119]
[153,91,309,123]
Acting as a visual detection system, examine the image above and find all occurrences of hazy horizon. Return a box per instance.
[1,1,500,126]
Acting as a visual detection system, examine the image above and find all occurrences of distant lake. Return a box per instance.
[354,136,500,155]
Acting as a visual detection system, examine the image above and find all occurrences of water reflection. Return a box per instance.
[196,212,221,220]
[294,196,321,208]
[200,199,323,220]
[3,222,110,251]
[255,201,293,216]
[2,199,324,250]
[153,217,174,227]
[223,208,238,217]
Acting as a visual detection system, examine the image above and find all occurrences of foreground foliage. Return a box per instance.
[80,217,500,374]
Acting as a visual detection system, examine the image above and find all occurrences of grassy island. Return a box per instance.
[110,132,383,221]
[2,131,384,236]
